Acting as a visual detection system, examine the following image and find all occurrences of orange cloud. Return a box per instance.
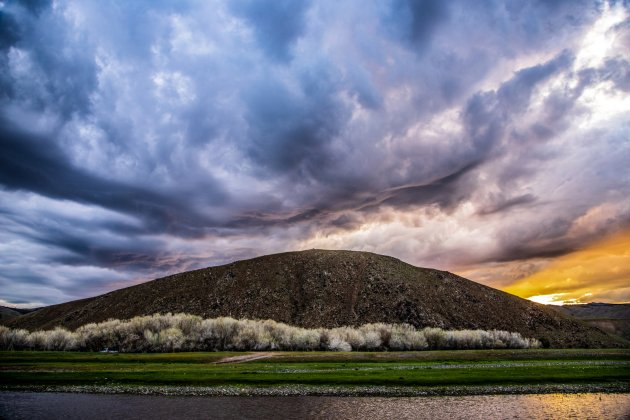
[503,230,630,304]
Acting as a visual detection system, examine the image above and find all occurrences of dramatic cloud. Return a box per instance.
[1,0,629,306]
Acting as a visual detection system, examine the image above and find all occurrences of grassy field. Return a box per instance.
[1,349,629,392]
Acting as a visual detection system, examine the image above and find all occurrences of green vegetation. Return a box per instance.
[1,349,628,390]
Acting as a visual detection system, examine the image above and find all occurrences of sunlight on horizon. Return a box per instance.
[527,293,569,306]
[505,230,630,304]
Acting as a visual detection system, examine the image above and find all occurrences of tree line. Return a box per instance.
[0,313,541,352]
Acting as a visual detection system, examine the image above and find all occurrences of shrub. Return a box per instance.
[423,327,448,349]
[0,314,541,352]
[290,328,320,351]
[328,337,352,351]
[0,326,30,350]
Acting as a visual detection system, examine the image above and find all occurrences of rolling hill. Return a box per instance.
[0,306,39,324]
[7,249,627,348]
[0,306,22,322]
[552,303,630,341]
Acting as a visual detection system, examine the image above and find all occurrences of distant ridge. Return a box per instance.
[0,305,39,323]
[551,303,630,341]
[7,249,627,348]
[0,306,21,322]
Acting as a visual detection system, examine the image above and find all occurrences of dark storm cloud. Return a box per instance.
[0,0,628,305]
[462,51,574,158]
[0,10,20,51]
[494,218,578,262]
[0,118,226,237]
[388,0,449,48]
[14,0,50,15]
[477,194,538,216]
[229,0,312,62]
[0,1,97,117]
[497,51,573,112]
[0,7,21,99]
[226,161,477,231]
[490,202,630,265]
[366,163,479,212]
[242,70,344,175]
[30,229,156,270]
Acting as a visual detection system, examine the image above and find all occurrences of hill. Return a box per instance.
[0,306,39,324]
[0,306,21,322]
[551,303,630,341]
[7,249,627,348]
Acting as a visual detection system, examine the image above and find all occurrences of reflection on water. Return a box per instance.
[0,392,629,420]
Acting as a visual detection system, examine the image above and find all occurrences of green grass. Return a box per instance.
[1,349,629,389]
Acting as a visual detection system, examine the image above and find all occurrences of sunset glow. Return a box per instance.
[527,294,571,306]
[505,231,630,304]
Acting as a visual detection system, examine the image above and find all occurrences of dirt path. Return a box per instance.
[214,352,276,364]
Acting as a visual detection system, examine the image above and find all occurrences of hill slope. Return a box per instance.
[552,303,630,341]
[0,306,21,323]
[0,306,39,324]
[7,250,626,348]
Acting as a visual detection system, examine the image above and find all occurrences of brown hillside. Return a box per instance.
[551,303,630,341]
[8,249,627,348]
[0,305,39,324]
[0,306,22,323]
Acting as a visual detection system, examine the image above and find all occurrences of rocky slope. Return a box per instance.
[7,250,627,348]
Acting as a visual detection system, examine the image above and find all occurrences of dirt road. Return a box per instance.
[214,352,276,364]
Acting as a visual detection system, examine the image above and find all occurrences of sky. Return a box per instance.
[1,0,629,308]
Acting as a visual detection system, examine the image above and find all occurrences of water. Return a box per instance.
[1,392,629,419]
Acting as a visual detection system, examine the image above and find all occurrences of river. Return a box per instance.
[1,392,629,419]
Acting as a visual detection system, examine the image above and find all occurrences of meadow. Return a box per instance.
[1,349,628,395]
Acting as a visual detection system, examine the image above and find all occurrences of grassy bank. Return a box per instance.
[1,349,629,395]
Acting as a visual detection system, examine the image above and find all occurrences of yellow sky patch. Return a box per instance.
[503,231,630,304]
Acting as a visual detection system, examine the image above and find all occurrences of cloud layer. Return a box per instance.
[1,0,629,306]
